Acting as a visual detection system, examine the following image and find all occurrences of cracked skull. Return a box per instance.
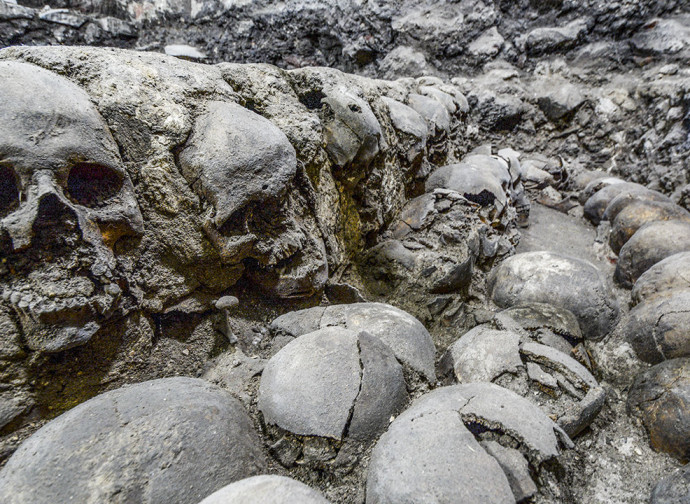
[0,62,144,353]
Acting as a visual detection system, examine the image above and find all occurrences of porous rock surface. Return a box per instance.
[650,465,690,504]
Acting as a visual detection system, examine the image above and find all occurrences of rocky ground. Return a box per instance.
[1,1,690,504]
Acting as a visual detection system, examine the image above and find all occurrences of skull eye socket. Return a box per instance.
[0,165,20,218]
[67,163,123,208]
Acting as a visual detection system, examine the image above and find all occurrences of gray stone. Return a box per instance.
[378,46,430,79]
[197,475,330,504]
[366,408,515,504]
[522,18,589,55]
[610,200,690,254]
[404,383,572,462]
[98,17,136,37]
[0,378,266,504]
[602,188,672,223]
[441,326,523,383]
[628,358,690,461]
[488,251,619,340]
[391,2,469,43]
[470,89,525,131]
[615,220,690,288]
[258,327,406,442]
[535,80,585,122]
[408,93,451,134]
[622,290,690,364]
[481,440,538,503]
[583,182,646,225]
[631,17,690,56]
[0,1,34,20]
[632,252,690,305]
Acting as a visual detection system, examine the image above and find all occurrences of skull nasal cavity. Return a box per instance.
[67,163,122,208]
[35,192,76,228]
[0,166,19,218]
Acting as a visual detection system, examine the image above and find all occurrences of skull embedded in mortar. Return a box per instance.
[497,147,530,228]
[177,101,328,299]
[0,62,144,353]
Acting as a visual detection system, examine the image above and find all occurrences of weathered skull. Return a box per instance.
[178,100,327,298]
[0,61,144,353]
[425,162,508,217]
[497,147,530,227]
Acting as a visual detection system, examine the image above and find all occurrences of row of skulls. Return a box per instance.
[427,146,531,228]
[0,60,326,354]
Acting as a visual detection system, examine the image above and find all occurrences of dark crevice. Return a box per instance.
[340,335,364,440]
[464,189,496,207]
[299,89,327,110]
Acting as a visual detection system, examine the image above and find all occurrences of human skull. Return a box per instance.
[0,61,144,353]
[425,161,508,218]
[178,100,327,298]
[497,148,530,227]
